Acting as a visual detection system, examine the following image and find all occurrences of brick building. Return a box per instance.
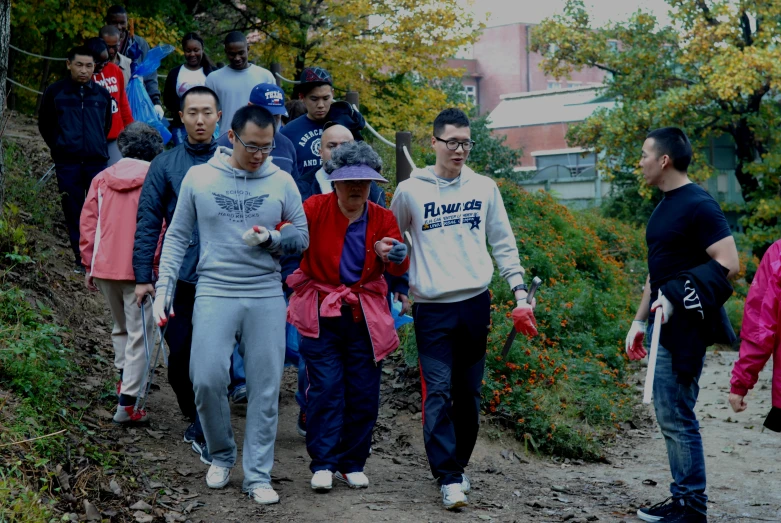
[447,22,606,115]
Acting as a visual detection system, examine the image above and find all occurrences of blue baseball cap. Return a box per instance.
[249,83,288,116]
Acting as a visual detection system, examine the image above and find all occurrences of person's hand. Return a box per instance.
[625,320,647,360]
[651,293,674,324]
[387,239,408,264]
[512,301,538,337]
[729,392,748,413]
[374,237,395,262]
[152,291,175,327]
[394,292,410,315]
[154,104,165,120]
[279,223,305,255]
[135,283,156,307]
[85,273,98,292]
[242,225,270,247]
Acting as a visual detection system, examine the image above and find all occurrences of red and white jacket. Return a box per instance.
[93,62,133,141]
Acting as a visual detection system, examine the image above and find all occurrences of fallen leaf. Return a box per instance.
[83,500,101,521]
[478,516,492,521]
[134,511,154,523]
[642,479,657,486]
[146,429,164,440]
[721,447,734,454]
[94,408,114,420]
[367,505,385,511]
[130,500,153,511]
[176,468,191,477]
[149,481,165,489]
[110,479,122,497]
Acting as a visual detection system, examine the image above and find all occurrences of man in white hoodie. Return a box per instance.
[390,108,535,510]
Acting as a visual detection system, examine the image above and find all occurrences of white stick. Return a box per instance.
[643,291,663,404]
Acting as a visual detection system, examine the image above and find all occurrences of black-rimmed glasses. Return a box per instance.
[234,133,275,154]
[435,136,476,151]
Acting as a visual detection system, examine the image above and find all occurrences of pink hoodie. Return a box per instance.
[731,240,781,409]
[80,159,158,281]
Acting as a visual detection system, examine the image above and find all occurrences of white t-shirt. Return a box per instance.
[176,66,207,97]
[205,64,276,128]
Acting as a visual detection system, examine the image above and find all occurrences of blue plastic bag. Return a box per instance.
[392,298,413,330]
[127,44,175,144]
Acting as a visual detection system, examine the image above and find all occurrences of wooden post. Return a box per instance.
[396,131,412,184]
[270,63,282,87]
[346,91,359,107]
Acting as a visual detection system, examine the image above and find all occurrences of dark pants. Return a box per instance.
[55,162,106,264]
[413,290,490,486]
[649,324,708,515]
[299,307,382,474]
[165,281,198,422]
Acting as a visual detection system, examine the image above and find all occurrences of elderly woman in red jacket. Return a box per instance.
[287,141,409,492]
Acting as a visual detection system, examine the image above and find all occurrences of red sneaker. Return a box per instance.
[113,405,149,424]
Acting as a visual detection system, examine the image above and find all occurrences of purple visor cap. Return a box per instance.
[327,164,389,183]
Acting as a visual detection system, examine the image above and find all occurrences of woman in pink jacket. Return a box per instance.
[729,240,781,432]
[80,122,164,425]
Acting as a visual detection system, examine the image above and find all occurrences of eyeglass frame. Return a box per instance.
[233,133,275,154]
[434,136,476,151]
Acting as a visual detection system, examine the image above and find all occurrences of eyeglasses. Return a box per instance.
[233,133,275,154]
[435,136,476,151]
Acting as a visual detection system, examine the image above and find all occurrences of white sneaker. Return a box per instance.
[335,471,369,489]
[248,483,279,505]
[441,483,468,510]
[205,464,231,489]
[311,470,333,491]
[460,474,471,494]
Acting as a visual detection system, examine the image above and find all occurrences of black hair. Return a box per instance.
[105,5,127,19]
[283,99,307,125]
[298,82,331,97]
[67,45,95,62]
[646,127,692,172]
[224,31,247,47]
[181,32,216,71]
[232,105,274,135]
[180,85,221,111]
[99,25,121,38]
[117,122,164,161]
[84,37,108,60]
[433,108,470,137]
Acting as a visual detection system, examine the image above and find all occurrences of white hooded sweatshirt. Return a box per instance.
[390,165,525,303]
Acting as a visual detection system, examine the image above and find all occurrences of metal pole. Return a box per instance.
[346,91,359,107]
[396,131,413,183]
[271,63,282,87]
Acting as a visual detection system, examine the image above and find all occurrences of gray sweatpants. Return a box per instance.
[190,295,286,490]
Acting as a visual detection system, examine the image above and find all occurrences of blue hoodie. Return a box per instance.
[157,147,309,298]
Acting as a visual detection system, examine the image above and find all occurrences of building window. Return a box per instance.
[607,40,619,51]
[464,85,476,105]
[568,81,582,88]
[547,81,561,90]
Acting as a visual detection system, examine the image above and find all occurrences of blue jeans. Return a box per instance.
[230,343,246,393]
[649,324,707,515]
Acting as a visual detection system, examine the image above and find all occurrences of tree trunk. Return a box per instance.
[0,0,11,211]
[731,119,760,204]
[34,31,56,117]
[6,45,15,111]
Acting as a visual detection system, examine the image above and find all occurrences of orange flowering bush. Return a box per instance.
[483,183,646,458]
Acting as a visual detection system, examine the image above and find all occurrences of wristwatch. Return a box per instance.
[511,284,528,293]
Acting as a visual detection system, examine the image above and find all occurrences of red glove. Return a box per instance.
[512,305,538,337]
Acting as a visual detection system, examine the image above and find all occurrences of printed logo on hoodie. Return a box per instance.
[422,199,482,231]
[212,191,269,223]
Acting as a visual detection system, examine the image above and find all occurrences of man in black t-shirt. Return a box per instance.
[624,128,739,523]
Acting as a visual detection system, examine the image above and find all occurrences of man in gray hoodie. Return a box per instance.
[391,108,535,510]
[154,105,308,505]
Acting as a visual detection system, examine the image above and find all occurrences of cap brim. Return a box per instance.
[327,164,388,184]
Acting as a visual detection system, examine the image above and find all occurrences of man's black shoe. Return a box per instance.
[183,421,202,444]
[637,497,676,522]
[191,439,212,465]
[641,499,706,523]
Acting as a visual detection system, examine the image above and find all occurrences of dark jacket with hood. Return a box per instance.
[133,139,219,285]
[658,259,736,383]
[39,77,113,164]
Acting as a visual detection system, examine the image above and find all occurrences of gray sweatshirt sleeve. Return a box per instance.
[485,181,525,290]
[266,175,309,255]
[156,175,197,297]
[390,184,411,236]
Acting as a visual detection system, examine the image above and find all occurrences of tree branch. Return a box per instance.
[696,0,718,26]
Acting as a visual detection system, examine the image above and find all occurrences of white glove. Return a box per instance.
[152,292,174,327]
[651,293,674,324]
[154,104,165,120]
[242,225,270,247]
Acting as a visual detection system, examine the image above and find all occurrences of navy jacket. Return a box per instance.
[38,77,113,164]
[133,140,219,284]
[217,130,299,180]
[282,172,409,298]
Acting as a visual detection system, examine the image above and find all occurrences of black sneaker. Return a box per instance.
[638,497,676,522]
[297,410,307,438]
[230,385,248,404]
[183,422,202,444]
[658,502,706,523]
[192,439,212,465]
